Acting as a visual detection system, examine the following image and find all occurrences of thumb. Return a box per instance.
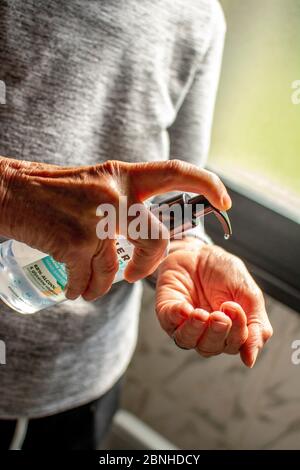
[239,291,273,368]
[240,322,263,368]
[127,160,232,211]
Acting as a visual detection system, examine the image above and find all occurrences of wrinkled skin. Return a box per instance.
[0,156,272,367]
[0,157,230,301]
[156,239,273,368]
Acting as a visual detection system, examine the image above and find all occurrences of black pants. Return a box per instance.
[0,377,122,450]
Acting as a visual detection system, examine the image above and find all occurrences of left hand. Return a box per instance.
[155,238,273,368]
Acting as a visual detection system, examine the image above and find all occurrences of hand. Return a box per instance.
[155,239,273,368]
[0,157,231,301]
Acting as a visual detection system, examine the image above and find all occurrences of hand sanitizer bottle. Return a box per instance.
[0,236,134,314]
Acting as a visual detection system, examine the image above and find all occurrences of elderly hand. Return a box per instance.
[155,238,273,368]
[0,157,231,301]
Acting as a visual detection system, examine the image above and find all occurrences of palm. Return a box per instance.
[158,247,245,313]
[156,243,272,368]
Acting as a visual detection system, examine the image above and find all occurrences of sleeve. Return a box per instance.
[167,0,226,244]
[145,2,226,288]
[168,0,226,168]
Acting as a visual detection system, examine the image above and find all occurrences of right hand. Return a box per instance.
[0,157,231,301]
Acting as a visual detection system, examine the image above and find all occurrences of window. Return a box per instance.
[210,0,300,221]
[205,0,300,312]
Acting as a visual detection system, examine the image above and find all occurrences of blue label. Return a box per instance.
[41,256,68,289]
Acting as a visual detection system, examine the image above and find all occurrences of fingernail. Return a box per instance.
[249,347,260,368]
[124,273,136,283]
[222,193,232,210]
[66,292,77,300]
[192,317,206,327]
[194,309,210,322]
[211,321,229,333]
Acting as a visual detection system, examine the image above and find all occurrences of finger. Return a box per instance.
[239,292,273,368]
[124,206,169,282]
[65,254,92,300]
[240,319,273,368]
[82,239,119,301]
[196,311,232,357]
[173,308,209,349]
[156,300,194,337]
[240,322,264,368]
[127,160,232,211]
[220,301,248,354]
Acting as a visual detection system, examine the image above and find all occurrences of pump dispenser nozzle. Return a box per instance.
[188,194,232,239]
[152,193,232,239]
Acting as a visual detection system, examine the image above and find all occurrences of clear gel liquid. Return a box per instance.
[0,238,134,314]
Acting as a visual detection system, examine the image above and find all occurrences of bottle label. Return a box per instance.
[113,237,134,283]
[23,256,67,298]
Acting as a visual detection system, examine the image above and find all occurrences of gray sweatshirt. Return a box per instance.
[0,0,225,418]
